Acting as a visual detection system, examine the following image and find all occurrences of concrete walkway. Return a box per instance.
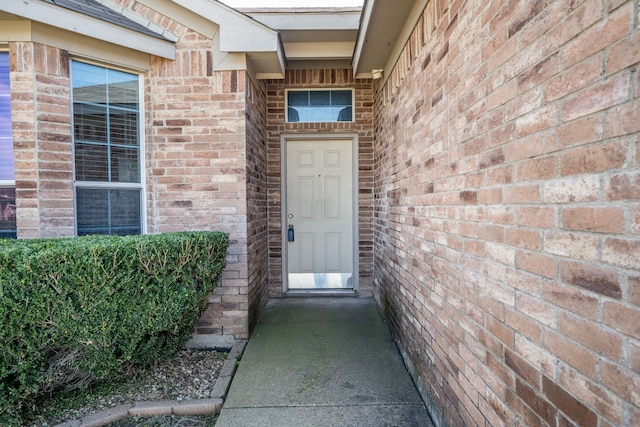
[216,297,435,427]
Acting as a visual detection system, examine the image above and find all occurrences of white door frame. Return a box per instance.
[281,133,359,293]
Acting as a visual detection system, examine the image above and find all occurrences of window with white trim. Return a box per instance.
[0,51,16,239]
[72,61,143,235]
[286,89,354,123]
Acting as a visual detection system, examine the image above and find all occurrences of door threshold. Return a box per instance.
[285,289,358,297]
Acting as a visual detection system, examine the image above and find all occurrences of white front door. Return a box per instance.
[286,139,354,290]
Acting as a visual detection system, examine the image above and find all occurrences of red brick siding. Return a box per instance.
[133,2,252,339]
[127,0,273,339]
[374,0,639,426]
[265,70,374,296]
[10,42,74,238]
[245,75,269,330]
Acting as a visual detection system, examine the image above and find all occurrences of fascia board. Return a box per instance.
[136,0,217,39]
[32,22,151,70]
[170,0,228,24]
[0,21,151,70]
[211,29,247,71]
[0,1,175,59]
[212,29,284,78]
[352,0,375,76]
[275,38,286,78]
[247,11,361,31]
[102,0,179,42]
[220,25,279,52]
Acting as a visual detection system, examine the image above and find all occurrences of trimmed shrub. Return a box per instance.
[0,231,228,425]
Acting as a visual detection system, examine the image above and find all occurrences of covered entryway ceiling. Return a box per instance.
[239,8,361,71]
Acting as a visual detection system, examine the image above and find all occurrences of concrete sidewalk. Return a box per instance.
[216,297,435,427]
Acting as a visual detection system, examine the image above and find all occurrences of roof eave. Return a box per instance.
[172,0,285,78]
[0,0,175,59]
[353,0,426,80]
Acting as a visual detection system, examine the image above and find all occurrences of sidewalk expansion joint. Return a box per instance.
[224,402,427,409]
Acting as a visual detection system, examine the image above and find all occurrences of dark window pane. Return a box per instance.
[310,91,331,106]
[288,91,308,106]
[76,188,141,236]
[332,90,352,106]
[287,107,300,123]
[0,187,16,239]
[337,106,352,121]
[111,146,139,183]
[75,143,108,181]
[76,188,109,235]
[110,189,141,235]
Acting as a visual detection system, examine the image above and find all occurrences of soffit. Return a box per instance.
[0,12,23,21]
[353,0,425,79]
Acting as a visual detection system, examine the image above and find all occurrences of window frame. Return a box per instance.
[0,49,16,238]
[285,88,354,123]
[70,58,146,236]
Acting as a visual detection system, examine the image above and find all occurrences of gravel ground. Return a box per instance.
[109,414,213,427]
[29,349,227,426]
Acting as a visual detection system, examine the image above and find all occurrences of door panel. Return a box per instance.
[325,234,342,272]
[287,139,353,290]
[299,177,315,219]
[326,177,341,219]
[298,234,315,271]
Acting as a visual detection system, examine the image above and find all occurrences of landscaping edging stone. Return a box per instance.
[54,340,247,427]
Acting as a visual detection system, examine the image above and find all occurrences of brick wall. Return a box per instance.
[245,75,269,330]
[11,42,74,238]
[132,1,253,339]
[265,70,375,296]
[373,0,639,426]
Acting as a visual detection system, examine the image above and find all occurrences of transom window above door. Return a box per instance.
[286,89,353,123]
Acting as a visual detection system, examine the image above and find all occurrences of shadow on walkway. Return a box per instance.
[216,297,435,426]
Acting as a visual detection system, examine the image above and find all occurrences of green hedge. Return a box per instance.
[0,231,228,425]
